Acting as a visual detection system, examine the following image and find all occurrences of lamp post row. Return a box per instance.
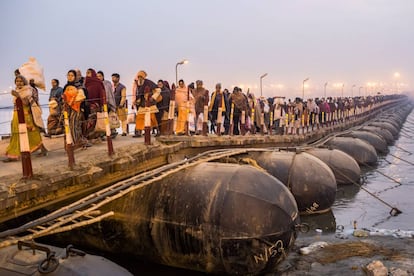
[260,73,268,97]
[175,59,188,85]
[302,78,309,100]
[175,61,392,98]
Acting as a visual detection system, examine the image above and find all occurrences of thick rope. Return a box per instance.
[333,166,402,215]
[387,153,414,166]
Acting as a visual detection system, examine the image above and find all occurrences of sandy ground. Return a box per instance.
[272,231,414,276]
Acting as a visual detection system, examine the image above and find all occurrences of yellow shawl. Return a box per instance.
[209,91,226,112]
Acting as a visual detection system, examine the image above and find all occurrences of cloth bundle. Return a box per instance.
[19,57,46,91]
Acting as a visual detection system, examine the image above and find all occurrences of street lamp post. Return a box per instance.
[259,73,268,135]
[359,86,363,97]
[302,77,309,100]
[351,85,356,97]
[341,84,344,98]
[324,82,328,98]
[175,59,188,85]
[260,73,268,97]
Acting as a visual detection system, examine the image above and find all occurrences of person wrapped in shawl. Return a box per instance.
[192,80,208,135]
[84,68,106,139]
[62,70,89,149]
[156,80,171,135]
[3,75,48,162]
[229,87,248,135]
[208,83,229,134]
[46,98,63,136]
[175,79,195,135]
[132,70,159,137]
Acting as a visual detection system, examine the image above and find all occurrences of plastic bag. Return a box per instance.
[30,101,45,130]
[19,57,46,91]
[188,113,195,133]
[95,112,106,132]
[127,111,136,124]
[109,111,120,129]
[245,116,251,130]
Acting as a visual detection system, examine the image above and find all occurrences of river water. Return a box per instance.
[331,110,414,232]
[0,107,14,138]
[1,104,413,274]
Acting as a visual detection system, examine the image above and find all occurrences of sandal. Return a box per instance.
[82,142,92,149]
[36,151,48,157]
[3,158,18,162]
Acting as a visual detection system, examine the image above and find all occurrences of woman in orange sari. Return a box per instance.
[62,70,89,149]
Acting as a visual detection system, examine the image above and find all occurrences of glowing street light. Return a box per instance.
[302,77,309,100]
[175,59,188,85]
[366,82,376,95]
[260,73,268,97]
[394,72,400,93]
[276,84,284,95]
[333,83,343,97]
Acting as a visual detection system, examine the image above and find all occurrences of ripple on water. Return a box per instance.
[324,111,414,232]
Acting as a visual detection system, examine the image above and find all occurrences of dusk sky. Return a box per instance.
[1,0,413,102]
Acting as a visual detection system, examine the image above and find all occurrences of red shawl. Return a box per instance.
[84,69,105,107]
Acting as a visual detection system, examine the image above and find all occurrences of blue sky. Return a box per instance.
[0,0,413,102]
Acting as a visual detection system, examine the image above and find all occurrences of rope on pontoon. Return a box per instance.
[333,166,402,216]
[387,153,414,166]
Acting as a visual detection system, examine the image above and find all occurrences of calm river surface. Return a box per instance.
[332,110,414,232]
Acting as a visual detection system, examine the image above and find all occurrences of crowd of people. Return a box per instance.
[128,70,388,137]
[3,68,389,162]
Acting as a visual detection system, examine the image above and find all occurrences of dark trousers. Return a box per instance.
[233,114,241,135]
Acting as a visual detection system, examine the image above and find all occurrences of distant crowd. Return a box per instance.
[3,67,399,162]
